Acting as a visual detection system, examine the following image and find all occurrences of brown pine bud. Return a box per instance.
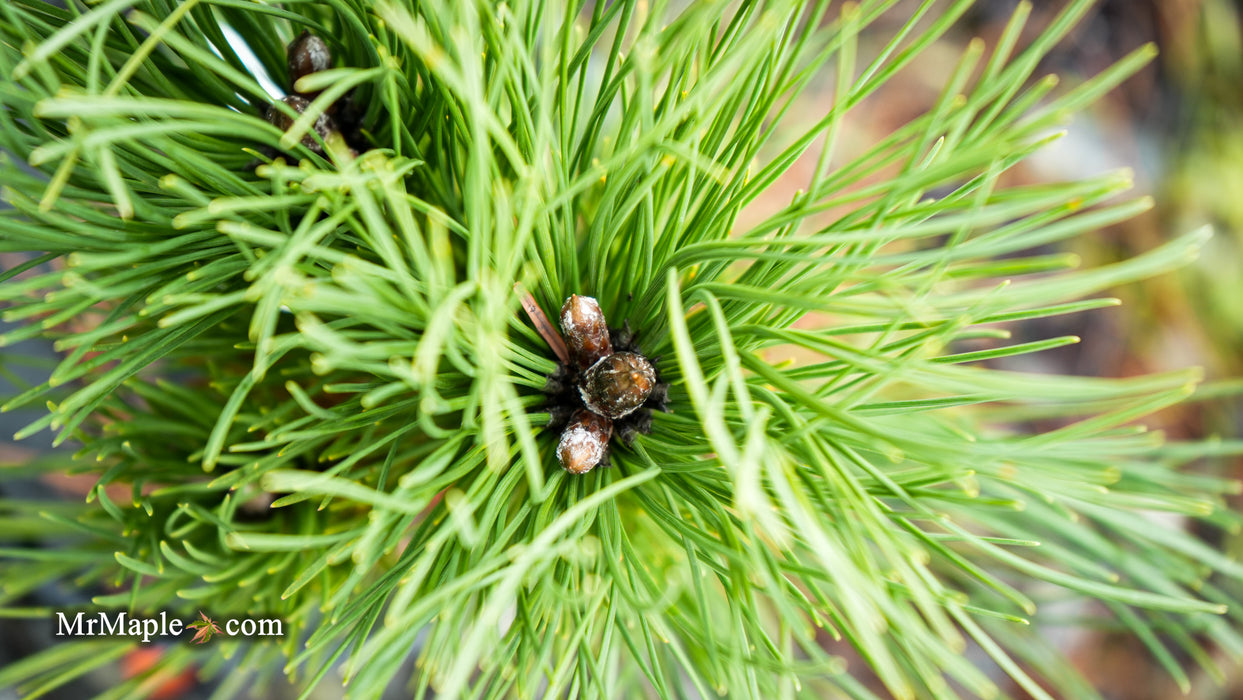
[264,95,338,154]
[579,351,656,419]
[560,294,612,369]
[557,409,612,474]
[287,30,331,96]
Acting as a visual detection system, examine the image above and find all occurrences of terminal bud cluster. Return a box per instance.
[543,295,668,474]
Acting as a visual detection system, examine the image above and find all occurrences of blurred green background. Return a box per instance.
[949,1,1243,697]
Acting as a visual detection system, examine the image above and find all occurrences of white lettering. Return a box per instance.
[100,612,125,636]
[55,612,83,636]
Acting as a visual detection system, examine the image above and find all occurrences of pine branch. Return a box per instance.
[1,0,1241,698]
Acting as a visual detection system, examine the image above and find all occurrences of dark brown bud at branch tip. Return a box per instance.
[560,294,612,369]
[579,351,656,419]
[557,409,612,474]
[287,30,331,95]
[264,95,338,154]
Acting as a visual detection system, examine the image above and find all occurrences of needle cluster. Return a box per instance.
[0,1,1240,699]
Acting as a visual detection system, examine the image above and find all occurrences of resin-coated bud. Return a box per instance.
[287,31,331,95]
[579,351,656,420]
[560,295,612,369]
[264,95,338,154]
[557,409,612,474]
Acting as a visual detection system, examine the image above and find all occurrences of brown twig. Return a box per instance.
[515,283,570,365]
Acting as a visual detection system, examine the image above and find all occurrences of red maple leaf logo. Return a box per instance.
[186,611,221,644]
